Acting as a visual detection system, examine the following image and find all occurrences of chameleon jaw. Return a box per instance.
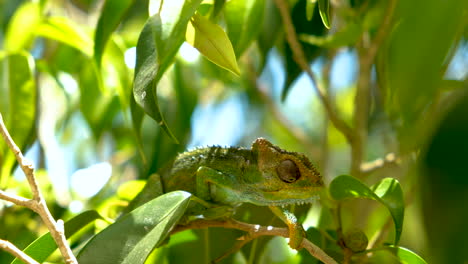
[249,195,320,207]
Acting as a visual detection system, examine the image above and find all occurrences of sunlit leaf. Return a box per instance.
[0,52,36,182]
[98,35,132,113]
[329,175,404,244]
[317,0,331,29]
[306,0,317,21]
[78,58,119,139]
[10,211,102,264]
[77,191,192,264]
[186,13,240,75]
[36,17,93,56]
[4,2,41,52]
[133,0,202,143]
[94,0,135,66]
[224,0,265,57]
[384,246,428,264]
[117,180,146,201]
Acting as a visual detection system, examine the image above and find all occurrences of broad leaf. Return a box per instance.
[10,211,102,264]
[224,0,265,57]
[4,2,42,52]
[77,191,192,264]
[133,0,202,143]
[376,0,467,148]
[329,175,404,244]
[0,52,36,182]
[94,0,135,66]
[186,13,240,75]
[317,0,331,29]
[36,17,93,57]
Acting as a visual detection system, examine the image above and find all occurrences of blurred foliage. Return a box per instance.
[0,0,467,263]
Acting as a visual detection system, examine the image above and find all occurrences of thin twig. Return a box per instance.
[0,190,34,207]
[360,153,400,176]
[171,219,339,264]
[351,0,397,177]
[0,113,78,264]
[273,0,354,144]
[0,239,39,264]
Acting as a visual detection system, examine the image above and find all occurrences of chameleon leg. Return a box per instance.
[194,166,236,219]
[269,206,305,250]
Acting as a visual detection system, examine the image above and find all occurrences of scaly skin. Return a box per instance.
[128,138,324,249]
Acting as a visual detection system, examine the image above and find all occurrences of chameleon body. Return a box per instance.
[128,138,324,249]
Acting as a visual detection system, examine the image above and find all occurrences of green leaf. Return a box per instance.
[133,0,202,143]
[77,191,192,264]
[102,37,132,109]
[78,58,119,139]
[329,175,404,244]
[4,2,42,52]
[36,17,93,56]
[317,0,331,29]
[224,0,265,57]
[257,0,281,71]
[383,246,428,264]
[10,210,102,264]
[94,0,135,66]
[306,0,317,21]
[186,13,240,75]
[0,52,36,183]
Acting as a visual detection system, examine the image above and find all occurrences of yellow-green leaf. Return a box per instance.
[306,0,317,21]
[318,0,331,29]
[4,2,42,52]
[186,13,240,76]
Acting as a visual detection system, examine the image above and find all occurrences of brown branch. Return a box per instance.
[273,0,354,144]
[0,239,39,264]
[351,0,397,177]
[0,113,78,264]
[171,219,339,264]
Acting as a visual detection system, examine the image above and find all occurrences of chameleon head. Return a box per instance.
[249,138,324,206]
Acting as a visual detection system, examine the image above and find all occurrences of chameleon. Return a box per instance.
[126,138,324,249]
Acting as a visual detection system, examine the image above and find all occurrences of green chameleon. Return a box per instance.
[127,138,324,249]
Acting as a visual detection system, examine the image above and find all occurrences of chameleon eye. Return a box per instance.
[277,159,300,183]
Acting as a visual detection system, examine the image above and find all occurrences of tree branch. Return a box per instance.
[0,239,39,264]
[0,113,78,264]
[351,0,397,177]
[273,0,354,144]
[171,219,339,264]
[360,153,400,176]
[0,190,34,207]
